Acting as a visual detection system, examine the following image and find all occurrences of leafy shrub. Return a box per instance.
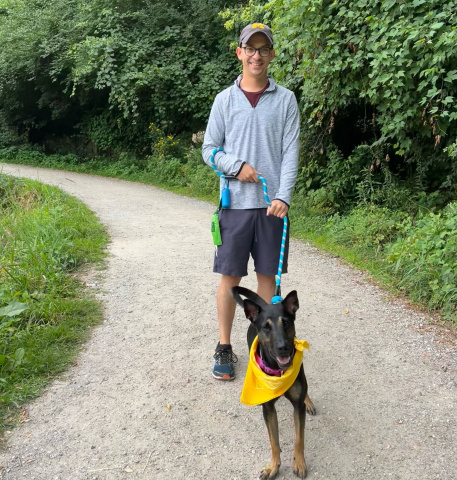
[182,147,219,199]
[0,302,28,375]
[146,156,187,187]
[0,0,239,154]
[386,202,457,319]
[295,144,373,212]
[148,123,184,160]
[324,205,409,251]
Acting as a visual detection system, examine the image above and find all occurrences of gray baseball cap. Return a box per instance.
[239,23,274,46]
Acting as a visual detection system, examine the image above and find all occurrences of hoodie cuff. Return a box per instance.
[234,161,246,177]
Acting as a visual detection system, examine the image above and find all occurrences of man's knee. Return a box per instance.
[219,275,242,293]
[256,273,275,287]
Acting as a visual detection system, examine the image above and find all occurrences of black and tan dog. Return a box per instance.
[232,286,315,479]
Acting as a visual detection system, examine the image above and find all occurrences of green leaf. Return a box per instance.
[14,348,25,362]
[0,301,28,318]
[444,70,457,82]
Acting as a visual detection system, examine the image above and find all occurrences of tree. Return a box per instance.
[0,0,240,154]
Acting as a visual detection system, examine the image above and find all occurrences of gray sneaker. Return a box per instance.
[212,344,238,380]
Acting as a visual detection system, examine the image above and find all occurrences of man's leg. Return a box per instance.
[211,209,254,380]
[256,273,276,304]
[217,274,242,345]
[212,274,242,380]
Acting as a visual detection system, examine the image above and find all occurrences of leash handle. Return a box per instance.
[256,174,271,206]
[209,148,288,305]
[209,147,225,178]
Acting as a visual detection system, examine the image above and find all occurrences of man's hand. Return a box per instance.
[236,163,261,182]
[267,200,288,219]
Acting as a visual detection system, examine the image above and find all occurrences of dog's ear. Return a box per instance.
[231,286,246,308]
[243,299,261,323]
[231,286,268,308]
[282,290,299,315]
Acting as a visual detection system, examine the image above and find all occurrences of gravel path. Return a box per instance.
[0,163,456,480]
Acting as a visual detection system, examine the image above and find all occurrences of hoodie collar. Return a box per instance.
[235,75,277,92]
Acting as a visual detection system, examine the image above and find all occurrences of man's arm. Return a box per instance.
[202,94,245,176]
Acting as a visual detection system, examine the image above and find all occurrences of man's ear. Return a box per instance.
[236,46,243,60]
[283,290,299,315]
[243,299,261,323]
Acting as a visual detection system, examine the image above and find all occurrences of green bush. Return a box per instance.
[0,0,240,154]
[386,202,457,318]
[324,205,409,251]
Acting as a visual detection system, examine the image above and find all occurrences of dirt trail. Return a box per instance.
[0,163,456,480]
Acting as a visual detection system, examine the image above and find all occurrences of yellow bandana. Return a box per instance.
[240,336,309,406]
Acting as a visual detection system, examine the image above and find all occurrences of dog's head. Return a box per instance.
[232,286,299,369]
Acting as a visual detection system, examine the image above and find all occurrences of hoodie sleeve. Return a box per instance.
[202,92,244,176]
[275,93,300,206]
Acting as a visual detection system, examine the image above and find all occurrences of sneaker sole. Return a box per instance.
[211,372,235,381]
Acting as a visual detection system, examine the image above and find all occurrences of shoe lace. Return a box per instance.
[214,349,238,365]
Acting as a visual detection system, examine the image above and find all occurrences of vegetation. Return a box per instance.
[0,174,108,434]
[0,0,239,155]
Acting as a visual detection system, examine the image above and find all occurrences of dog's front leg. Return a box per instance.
[260,400,281,479]
[292,401,307,478]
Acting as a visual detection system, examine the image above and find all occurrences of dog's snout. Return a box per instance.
[276,341,289,354]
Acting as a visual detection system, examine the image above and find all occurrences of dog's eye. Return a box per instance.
[262,324,271,332]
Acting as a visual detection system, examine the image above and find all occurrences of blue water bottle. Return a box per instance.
[221,179,230,208]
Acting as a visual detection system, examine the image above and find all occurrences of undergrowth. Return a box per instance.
[0,173,108,435]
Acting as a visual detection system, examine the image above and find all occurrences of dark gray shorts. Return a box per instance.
[214,208,289,277]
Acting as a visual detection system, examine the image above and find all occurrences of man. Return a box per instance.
[202,23,300,380]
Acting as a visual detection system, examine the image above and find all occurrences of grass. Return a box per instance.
[0,173,108,436]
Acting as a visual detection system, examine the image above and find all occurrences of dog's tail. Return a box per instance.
[232,286,268,308]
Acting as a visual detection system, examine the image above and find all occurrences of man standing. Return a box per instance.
[202,23,300,380]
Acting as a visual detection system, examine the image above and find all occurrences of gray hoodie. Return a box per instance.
[202,75,300,209]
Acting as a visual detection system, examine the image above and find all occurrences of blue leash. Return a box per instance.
[210,148,287,304]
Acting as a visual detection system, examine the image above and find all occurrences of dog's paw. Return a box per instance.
[305,394,316,416]
[293,457,307,479]
[259,463,280,479]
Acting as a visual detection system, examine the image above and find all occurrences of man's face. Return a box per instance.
[236,32,275,79]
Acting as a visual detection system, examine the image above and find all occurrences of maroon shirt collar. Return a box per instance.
[240,80,270,107]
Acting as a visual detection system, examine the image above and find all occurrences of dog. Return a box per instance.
[232,286,315,479]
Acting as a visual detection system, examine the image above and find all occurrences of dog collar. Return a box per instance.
[254,351,283,377]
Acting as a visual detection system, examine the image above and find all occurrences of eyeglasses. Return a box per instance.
[241,46,272,57]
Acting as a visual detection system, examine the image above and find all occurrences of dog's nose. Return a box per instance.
[276,342,289,354]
